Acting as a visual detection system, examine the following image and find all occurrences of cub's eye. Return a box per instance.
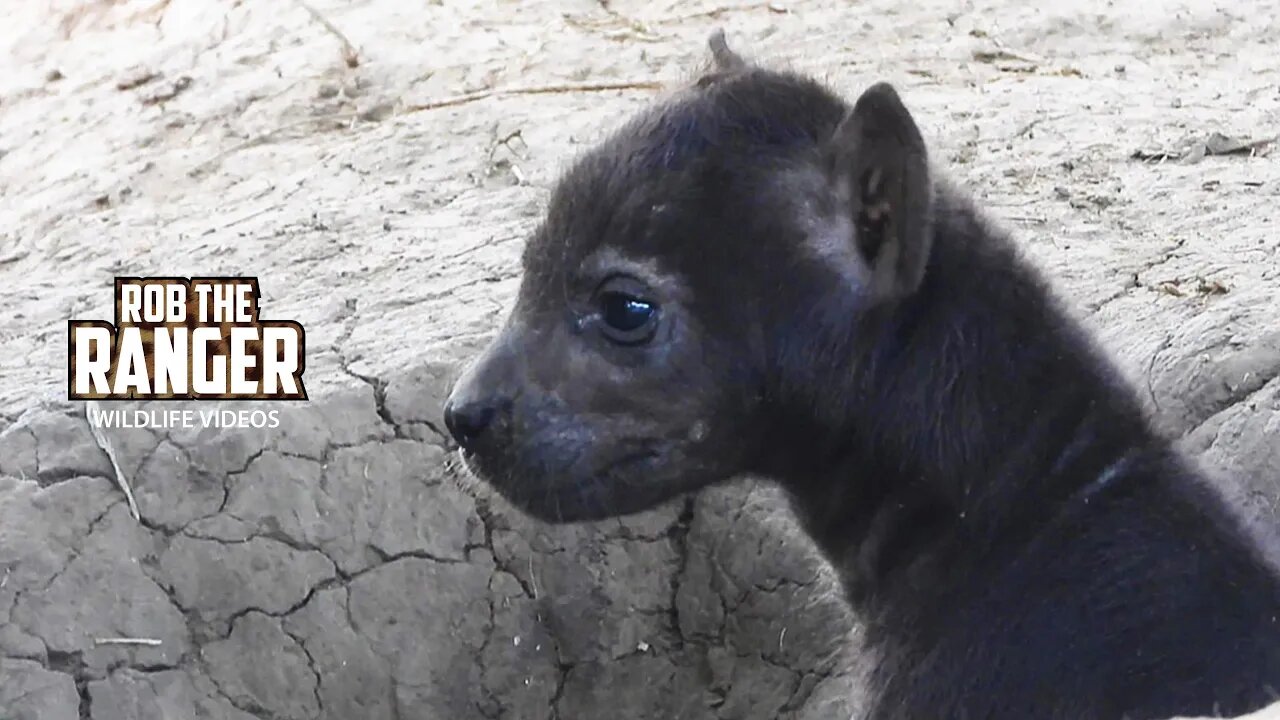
[597,290,659,345]
[602,292,654,331]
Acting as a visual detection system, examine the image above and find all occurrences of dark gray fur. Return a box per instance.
[445,32,1280,720]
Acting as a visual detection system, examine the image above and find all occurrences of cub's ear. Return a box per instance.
[695,29,749,87]
[824,82,933,302]
[707,29,747,72]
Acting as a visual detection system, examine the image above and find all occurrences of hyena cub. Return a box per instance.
[444,32,1280,720]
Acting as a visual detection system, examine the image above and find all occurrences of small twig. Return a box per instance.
[293,0,359,68]
[565,3,664,42]
[1016,117,1044,138]
[189,113,359,176]
[403,80,664,113]
[94,637,162,647]
[130,0,172,27]
[985,35,1044,64]
[651,2,790,24]
[0,250,28,266]
[84,400,141,522]
[973,48,1041,66]
[220,205,275,230]
[488,129,528,162]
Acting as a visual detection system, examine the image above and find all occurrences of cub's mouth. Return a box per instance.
[453,440,669,524]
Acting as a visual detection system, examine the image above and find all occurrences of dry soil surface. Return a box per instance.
[1,1,1278,719]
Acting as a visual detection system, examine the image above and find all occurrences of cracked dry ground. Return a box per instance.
[0,379,857,720]
[3,0,1280,719]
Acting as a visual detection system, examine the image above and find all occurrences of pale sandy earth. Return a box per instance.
[0,1,1278,719]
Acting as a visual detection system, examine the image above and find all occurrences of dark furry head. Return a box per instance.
[445,32,932,522]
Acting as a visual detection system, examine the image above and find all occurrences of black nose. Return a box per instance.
[443,400,495,448]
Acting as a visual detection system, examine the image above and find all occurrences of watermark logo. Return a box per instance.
[68,277,307,401]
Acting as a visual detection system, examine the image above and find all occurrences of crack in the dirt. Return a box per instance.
[0,655,201,715]
[196,610,326,719]
[17,416,114,488]
[141,443,272,537]
[4,425,38,476]
[780,666,841,713]
[437,233,524,263]
[26,408,143,488]
[1085,272,1140,316]
[473,572,503,720]
[408,274,519,307]
[208,539,476,643]
[19,497,125,612]
[547,659,575,720]
[751,574,821,596]
[220,577,340,638]
[668,495,696,645]
[361,372,404,438]
[282,625,325,719]
[138,556,221,647]
[469,495,538,600]
[46,649,91,720]
[1085,237,1197,317]
[225,444,269,485]
[415,418,452,446]
[367,545,466,566]
[9,406,168,492]
[33,467,118,488]
[203,662,286,720]
[13,374,845,720]
[1146,333,1174,418]
[332,337,410,442]
[1178,337,1280,435]
[30,423,47,483]
[1133,236,1190,280]
[534,578,578,720]
[1184,373,1280,442]
[105,657,183,675]
[182,515,331,557]
[129,426,168,486]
